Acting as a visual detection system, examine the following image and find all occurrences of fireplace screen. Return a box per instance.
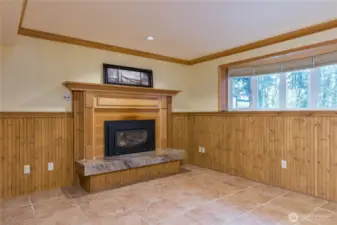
[116,130,147,148]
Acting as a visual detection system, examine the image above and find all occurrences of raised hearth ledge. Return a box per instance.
[76,148,185,176]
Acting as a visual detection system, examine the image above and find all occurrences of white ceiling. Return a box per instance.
[0,0,23,45]
[3,0,337,59]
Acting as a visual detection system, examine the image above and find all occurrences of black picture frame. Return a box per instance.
[103,63,153,88]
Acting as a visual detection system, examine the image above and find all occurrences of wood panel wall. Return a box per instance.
[0,113,73,199]
[172,112,337,202]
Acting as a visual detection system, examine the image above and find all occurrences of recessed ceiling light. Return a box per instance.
[145,36,154,41]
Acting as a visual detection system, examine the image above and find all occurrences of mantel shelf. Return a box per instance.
[63,81,181,96]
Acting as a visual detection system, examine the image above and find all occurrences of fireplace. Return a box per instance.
[104,120,155,156]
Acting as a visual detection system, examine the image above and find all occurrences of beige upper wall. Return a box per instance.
[2,36,190,112]
[2,28,337,112]
[187,27,337,112]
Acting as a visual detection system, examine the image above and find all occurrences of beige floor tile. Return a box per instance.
[33,197,77,218]
[226,185,286,206]
[155,213,201,225]
[2,218,37,225]
[29,189,64,203]
[172,188,218,210]
[298,220,318,225]
[187,199,245,224]
[80,198,129,220]
[227,213,265,225]
[253,184,289,197]
[1,166,333,225]
[0,195,31,210]
[268,197,323,219]
[204,180,247,197]
[249,196,319,224]
[91,212,148,225]
[305,208,336,225]
[283,192,326,205]
[220,191,265,212]
[320,201,337,213]
[0,206,35,224]
[137,199,184,224]
[107,191,154,212]
[188,173,222,186]
[36,206,91,225]
[266,197,319,218]
[247,205,291,224]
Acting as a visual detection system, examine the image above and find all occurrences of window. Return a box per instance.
[226,50,337,111]
[258,74,280,109]
[318,64,337,108]
[231,77,251,109]
[286,70,310,109]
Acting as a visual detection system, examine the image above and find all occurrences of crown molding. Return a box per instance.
[17,27,190,65]
[18,0,337,65]
[189,19,337,65]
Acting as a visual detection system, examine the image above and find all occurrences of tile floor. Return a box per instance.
[0,164,336,225]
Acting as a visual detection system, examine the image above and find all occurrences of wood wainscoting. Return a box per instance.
[0,112,73,199]
[172,111,337,202]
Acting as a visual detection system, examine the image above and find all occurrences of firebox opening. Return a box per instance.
[104,120,155,156]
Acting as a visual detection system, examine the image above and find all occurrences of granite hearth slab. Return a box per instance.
[76,148,185,176]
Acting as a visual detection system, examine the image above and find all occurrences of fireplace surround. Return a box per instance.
[104,120,155,156]
[65,81,183,191]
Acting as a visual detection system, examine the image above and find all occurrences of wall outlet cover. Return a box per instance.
[281,160,287,169]
[48,162,54,171]
[24,165,30,174]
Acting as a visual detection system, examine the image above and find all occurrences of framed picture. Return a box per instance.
[103,63,153,88]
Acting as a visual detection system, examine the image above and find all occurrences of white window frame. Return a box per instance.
[228,65,337,111]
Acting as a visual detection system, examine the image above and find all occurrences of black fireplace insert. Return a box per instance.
[104,120,155,156]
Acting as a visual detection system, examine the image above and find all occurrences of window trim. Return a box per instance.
[218,41,337,112]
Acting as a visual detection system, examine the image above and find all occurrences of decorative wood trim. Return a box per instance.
[0,112,71,118]
[167,97,173,148]
[218,67,228,111]
[18,0,337,65]
[63,81,181,96]
[172,111,337,116]
[220,39,337,69]
[189,19,337,65]
[96,97,159,109]
[18,28,190,65]
[18,0,28,33]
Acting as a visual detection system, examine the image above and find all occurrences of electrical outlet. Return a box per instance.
[48,162,54,171]
[63,94,72,101]
[198,146,202,153]
[24,165,30,174]
[203,147,206,153]
[281,160,287,169]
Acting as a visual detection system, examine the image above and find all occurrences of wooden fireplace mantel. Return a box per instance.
[63,81,181,96]
[64,81,180,184]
